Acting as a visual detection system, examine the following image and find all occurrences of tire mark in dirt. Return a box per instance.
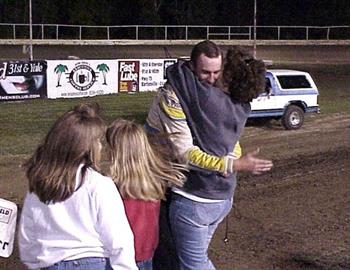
[236,148,350,197]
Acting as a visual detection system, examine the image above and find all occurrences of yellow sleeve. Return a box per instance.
[186,147,227,172]
[186,141,241,174]
[159,94,186,120]
[232,141,242,158]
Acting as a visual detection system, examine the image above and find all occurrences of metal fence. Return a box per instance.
[1,23,350,40]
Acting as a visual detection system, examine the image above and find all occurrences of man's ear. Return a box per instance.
[189,61,195,71]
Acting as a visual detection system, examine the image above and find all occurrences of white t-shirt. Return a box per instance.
[18,165,137,270]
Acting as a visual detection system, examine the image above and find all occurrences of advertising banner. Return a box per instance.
[47,60,118,99]
[139,59,177,92]
[118,59,177,93]
[0,60,47,101]
[118,60,140,93]
[0,198,17,258]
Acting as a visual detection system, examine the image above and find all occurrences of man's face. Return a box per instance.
[192,53,222,85]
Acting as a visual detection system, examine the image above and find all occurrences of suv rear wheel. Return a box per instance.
[281,105,304,130]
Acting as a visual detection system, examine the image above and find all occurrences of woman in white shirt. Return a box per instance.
[18,103,137,270]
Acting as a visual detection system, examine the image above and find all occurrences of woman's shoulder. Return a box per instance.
[83,167,116,192]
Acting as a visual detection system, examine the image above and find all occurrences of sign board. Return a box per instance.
[0,60,47,101]
[0,58,178,100]
[47,60,118,99]
[118,59,177,93]
[0,198,17,258]
[118,60,140,93]
[139,59,177,92]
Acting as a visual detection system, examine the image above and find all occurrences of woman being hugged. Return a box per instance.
[106,119,185,270]
[18,103,137,270]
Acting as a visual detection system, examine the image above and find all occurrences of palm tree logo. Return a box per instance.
[54,64,68,87]
[97,63,110,85]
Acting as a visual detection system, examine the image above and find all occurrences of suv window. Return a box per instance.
[263,77,272,95]
[277,75,311,89]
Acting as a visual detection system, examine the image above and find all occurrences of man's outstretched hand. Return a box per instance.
[232,148,273,175]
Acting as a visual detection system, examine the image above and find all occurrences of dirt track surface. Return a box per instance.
[209,113,350,270]
[0,115,349,270]
[2,45,350,64]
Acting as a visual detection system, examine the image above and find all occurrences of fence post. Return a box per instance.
[327,27,330,40]
[136,26,138,40]
[107,26,110,40]
[165,26,167,40]
[41,24,44,39]
[186,26,188,40]
[306,26,309,40]
[79,26,82,40]
[207,26,209,39]
[13,25,16,39]
[278,26,280,40]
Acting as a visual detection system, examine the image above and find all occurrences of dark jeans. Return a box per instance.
[153,192,179,270]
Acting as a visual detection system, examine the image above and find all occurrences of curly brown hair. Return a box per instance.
[222,46,266,103]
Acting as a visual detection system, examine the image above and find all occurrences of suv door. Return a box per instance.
[250,74,278,113]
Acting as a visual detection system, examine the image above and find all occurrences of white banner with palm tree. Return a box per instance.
[47,60,118,99]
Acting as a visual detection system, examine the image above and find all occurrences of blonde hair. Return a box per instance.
[106,119,185,201]
[25,102,105,204]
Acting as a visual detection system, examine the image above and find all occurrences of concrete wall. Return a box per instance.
[1,40,350,64]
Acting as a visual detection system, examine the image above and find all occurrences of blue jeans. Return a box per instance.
[169,193,233,270]
[137,258,153,270]
[41,257,112,270]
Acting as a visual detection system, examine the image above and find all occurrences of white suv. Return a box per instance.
[250,69,320,129]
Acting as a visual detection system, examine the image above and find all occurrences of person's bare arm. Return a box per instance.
[232,148,273,175]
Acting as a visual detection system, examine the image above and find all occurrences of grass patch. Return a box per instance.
[0,92,155,156]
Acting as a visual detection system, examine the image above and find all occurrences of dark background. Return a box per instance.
[1,0,350,26]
